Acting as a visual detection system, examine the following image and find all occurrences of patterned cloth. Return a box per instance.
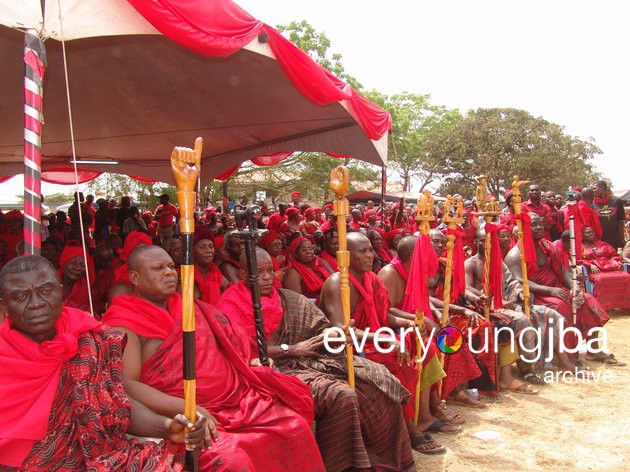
[0,325,184,471]
[269,289,415,472]
[103,294,325,472]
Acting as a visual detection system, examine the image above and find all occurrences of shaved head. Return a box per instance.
[239,247,272,273]
[128,245,170,271]
[397,236,417,262]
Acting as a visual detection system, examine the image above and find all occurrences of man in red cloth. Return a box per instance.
[0,255,209,470]
[109,231,153,300]
[155,194,179,240]
[193,228,228,304]
[319,233,448,453]
[522,184,553,239]
[218,231,244,283]
[378,236,475,431]
[320,227,340,273]
[505,214,621,365]
[282,237,333,300]
[102,245,325,472]
[217,247,416,470]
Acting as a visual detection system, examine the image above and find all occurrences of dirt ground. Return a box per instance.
[413,313,630,471]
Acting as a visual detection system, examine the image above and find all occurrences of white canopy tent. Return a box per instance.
[0,0,388,186]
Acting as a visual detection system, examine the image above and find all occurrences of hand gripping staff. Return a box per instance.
[329,166,355,388]
[511,176,532,319]
[171,137,202,472]
[475,176,500,319]
[412,190,435,425]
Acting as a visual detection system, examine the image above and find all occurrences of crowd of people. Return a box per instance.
[0,180,628,470]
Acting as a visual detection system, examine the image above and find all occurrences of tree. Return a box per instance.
[86,174,176,209]
[426,108,602,197]
[365,91,462,192]
[224,152,379,205]
[276,20,363,91]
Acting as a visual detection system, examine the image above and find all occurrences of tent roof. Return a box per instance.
[0,0,390,185]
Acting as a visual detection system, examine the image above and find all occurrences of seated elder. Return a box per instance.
[0,255,208,471]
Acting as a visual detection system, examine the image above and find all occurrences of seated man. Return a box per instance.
[217,247,417,470]
[193,229,228,303]
[102,245,325,472]
[505,214,620,366]
[283,237,333,300]
[465,228,573,376]
[0,256,207,471]
[379,236,481,418]
[218,231,244,283]
[319,232,448,453]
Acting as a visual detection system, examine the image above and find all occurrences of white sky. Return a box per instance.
[1,0,627,203]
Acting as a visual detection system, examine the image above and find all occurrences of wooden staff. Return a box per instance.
[511,175,532,319]
[171,137,202,472]
[441,195,465,328]
[475,176,500,319]
[567,208,579,325]
[413,189,435,426]
[329,166,355,388]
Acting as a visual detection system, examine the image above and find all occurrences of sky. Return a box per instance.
[1,0,627,203]
[235,0,629,191]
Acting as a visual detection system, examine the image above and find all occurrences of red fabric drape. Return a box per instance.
[0,308,101,467]
[515,212,537,265]
[401,235,438,319]
[483,223,504,309]
[126,0,391,141]
[445,228,466,301]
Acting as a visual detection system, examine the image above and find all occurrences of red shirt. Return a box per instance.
[155,202,178,227]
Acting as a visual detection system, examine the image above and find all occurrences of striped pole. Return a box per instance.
[171,138,203,472]
[23,30,46,255]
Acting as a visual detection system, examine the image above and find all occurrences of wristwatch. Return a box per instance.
[280,343,290,355]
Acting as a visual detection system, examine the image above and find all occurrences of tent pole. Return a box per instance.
[23,29,46,255]
[381,165,387,207]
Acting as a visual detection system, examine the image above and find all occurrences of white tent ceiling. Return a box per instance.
[0,0,387,186]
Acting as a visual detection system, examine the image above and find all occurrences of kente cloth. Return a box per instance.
[449,314,499,395]
[217,280,284,345]
[529,239,610,337]
[320,249,339,272]
[194,263,223,304]
[234,288,414,472]
[581,241,630,310]
[347,272,437,420]
[102,294,324,472]
[0,310,184,471]
[501,267,564,371]
[288,257,329,298]
[483,223,505,309]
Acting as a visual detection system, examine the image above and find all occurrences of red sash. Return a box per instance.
[194,263,223,304]
[320,249,339,272]
[0,307,101,466]
[288,257,329,293]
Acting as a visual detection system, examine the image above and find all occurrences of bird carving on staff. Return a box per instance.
[329,166,349,197]
[171,137,202,192]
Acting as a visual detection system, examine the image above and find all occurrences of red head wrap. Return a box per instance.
[304,207,316,217]
[118,231,153,262]
[289,236,310,255]
[286,207,301,218]
[194,228,214,245]
[213,234,225,249]
[59,243,84,268]
[291,191,301,199]
[260,230,282,248]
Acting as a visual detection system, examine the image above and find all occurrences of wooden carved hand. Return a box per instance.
[171,137,202,192]
[329,166,349,197]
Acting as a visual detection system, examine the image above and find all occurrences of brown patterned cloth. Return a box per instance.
[272,289,415,472]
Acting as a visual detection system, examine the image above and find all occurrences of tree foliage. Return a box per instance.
[427,108,602,197]
[276,20,363,91]
[86,174,176,209]
[366,91,462,192]
[224,152,378,205]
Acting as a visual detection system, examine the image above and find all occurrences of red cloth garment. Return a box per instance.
[58,244,83,268]
[320,249,339,272]
[528,239,609,338]
[445,227,466,301]
[288,258,329,296]
[348,272,420,419]
[376,247,394,264]
[401,234,439,321]
[483,223,504,310]
[102,294,325,471]
[217,280,285,345]
[61,275,91,312]
[194,264,223,304]
[0,307,100,467]
[515,212,537,265]
[580,240,630,310]
[113,231,153,284]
